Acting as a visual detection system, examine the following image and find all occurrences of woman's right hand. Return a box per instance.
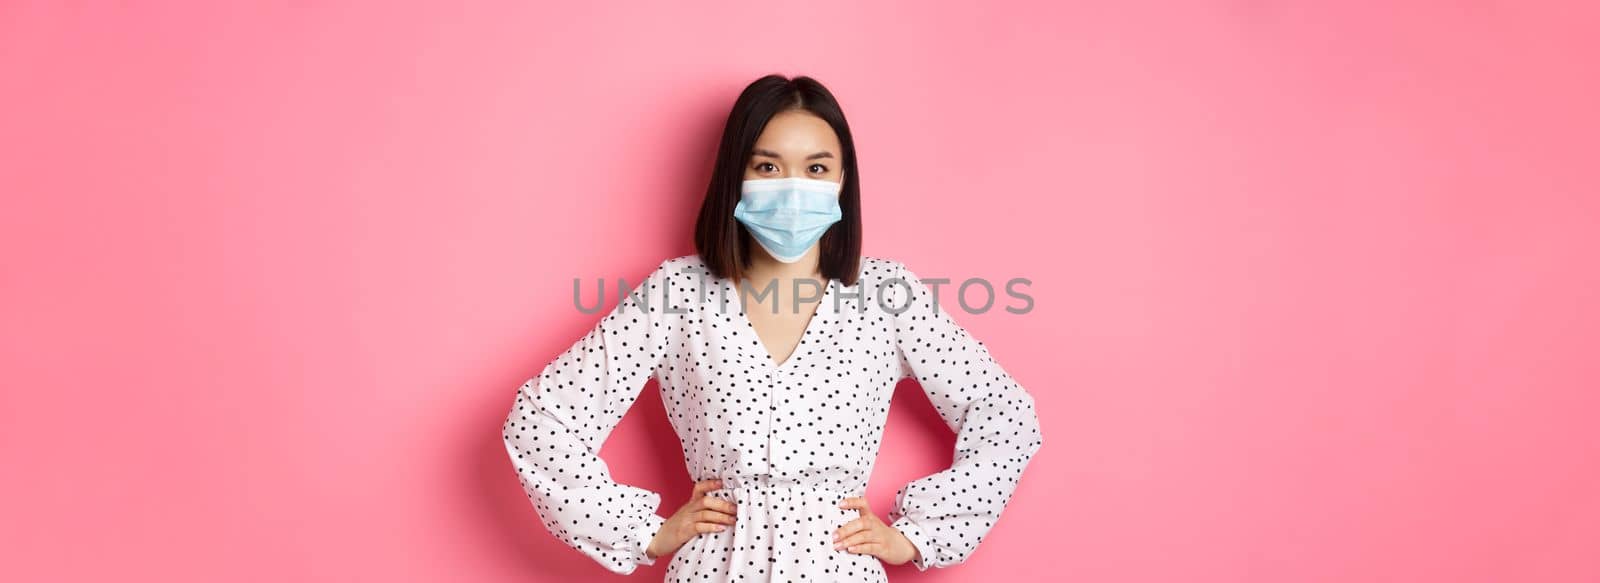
[645,478,739,560]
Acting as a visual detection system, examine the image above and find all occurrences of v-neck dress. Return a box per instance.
[501,255,1044,581]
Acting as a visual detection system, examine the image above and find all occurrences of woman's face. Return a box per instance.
[743,110,845,184]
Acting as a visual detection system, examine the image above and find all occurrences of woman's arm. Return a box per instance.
[884,260,1045,571]
[501,259,676,575]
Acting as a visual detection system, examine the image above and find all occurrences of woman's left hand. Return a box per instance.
[832,496,920,565]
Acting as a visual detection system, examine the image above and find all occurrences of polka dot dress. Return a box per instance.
[502,255,1044,581]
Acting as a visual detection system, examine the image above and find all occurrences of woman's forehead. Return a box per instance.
[753,114,840,157]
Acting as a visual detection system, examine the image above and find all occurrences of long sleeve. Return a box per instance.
[501,259,675,575]
[884,260,1045,571]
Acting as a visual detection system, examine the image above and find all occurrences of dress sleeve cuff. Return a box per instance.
[891,515,934,571]
[627,512,667,567]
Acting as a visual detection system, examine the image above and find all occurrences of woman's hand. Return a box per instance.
[645,479,738,560]
[832,496,920,566]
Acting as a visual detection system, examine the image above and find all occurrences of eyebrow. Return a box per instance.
[751,148,836,161]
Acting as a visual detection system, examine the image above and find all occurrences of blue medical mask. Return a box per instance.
[733,177,844,263]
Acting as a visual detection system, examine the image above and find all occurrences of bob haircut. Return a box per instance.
[694,74,863,287]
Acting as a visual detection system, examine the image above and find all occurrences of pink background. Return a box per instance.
[3,2,1597,582]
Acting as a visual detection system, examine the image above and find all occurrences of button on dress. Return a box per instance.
[501,255,1044,581]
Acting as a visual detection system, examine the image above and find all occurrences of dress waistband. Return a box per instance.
[712,473,861,496]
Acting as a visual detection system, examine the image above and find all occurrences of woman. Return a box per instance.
[501,74,1044,581]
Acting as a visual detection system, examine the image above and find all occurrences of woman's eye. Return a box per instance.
[756,162,777,172]
[809,164,828,174]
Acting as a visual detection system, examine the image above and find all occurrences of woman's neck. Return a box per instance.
[744,246,823,284]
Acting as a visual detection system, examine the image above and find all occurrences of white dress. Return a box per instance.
[501,254,1044,581]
